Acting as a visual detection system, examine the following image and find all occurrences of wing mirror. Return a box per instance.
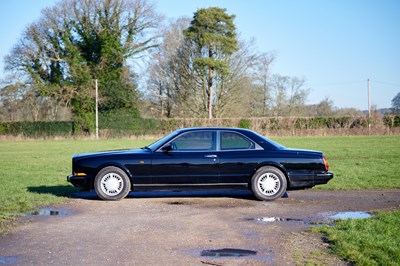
[161,144,173,152]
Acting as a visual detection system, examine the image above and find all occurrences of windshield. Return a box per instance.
[145,130,180,151]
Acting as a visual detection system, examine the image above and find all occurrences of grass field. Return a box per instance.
[0,135,399,263]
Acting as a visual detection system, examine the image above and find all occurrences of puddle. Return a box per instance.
[329,211,372,220]
[247,217,303,223]
[246,212,372,227]
[30,208,69,216]
[201,248,257,257]
[0,255,18,265]
[307,211,374,226]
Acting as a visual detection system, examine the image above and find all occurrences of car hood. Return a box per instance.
[72,148,150,159]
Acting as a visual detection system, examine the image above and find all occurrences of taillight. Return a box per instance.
[323,156,329,171]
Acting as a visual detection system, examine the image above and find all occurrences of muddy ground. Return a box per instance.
[1,189,399,265]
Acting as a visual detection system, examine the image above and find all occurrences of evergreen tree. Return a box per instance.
[184,7,238,118]
[392,92,400,114]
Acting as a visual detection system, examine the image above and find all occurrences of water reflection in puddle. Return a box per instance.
[329,211,372,220]
[201,248,257,257]
[246,211,373,226]
[0,255,18,265]
[167,201,192,206]
[247,217,303,223]
[30,208,69,216]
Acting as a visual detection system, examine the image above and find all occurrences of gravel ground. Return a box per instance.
[1,189,399,265]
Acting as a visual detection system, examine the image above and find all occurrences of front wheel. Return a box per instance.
[251,166,287,201]
[94,166,131,200]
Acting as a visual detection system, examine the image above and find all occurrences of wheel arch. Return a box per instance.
[251,162,289,183]
[92,163,133,189]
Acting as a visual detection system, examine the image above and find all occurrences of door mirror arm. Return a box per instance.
[162,144,173,153]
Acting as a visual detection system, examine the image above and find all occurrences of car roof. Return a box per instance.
[176,127,253,133]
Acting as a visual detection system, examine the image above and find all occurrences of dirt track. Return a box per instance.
[1,189,399,265]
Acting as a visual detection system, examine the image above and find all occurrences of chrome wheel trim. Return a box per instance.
[257,173,281,196]
[100,173,124,196]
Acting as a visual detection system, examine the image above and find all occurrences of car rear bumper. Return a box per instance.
[315,171,334,185]
[288,171,334,189]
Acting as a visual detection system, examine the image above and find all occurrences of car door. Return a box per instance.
[151,130,219,185]
[218,131,264,184]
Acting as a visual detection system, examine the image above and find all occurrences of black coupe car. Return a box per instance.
[67,127,333,201]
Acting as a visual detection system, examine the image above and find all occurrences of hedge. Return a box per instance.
[1,115,399,137]
[0,121,74,137]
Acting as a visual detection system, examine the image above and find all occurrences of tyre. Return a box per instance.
[251,166,287,201]
[94,166,131,200]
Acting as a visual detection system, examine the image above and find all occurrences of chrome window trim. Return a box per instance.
[155,129,264,153]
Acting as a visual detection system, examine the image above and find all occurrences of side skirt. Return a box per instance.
[132,183,249,191]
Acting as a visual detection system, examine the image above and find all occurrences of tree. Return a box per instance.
[250,52,275,116]
[392,92,400,114]
[146,18,194,118]
[268,74,309,116]
[0,83,71,121]
[146,18,262,118]
[184,7,238,119]
[5,0,159,131]
[212,39,258,117]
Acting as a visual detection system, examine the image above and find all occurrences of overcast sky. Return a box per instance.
[1,0,399,110]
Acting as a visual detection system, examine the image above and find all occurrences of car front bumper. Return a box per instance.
[67,174,91,191]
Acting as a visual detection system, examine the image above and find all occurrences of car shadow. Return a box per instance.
[28,185,80,197]
[129,189,258,200]
[70,189,288,201]
[28,186,288,201]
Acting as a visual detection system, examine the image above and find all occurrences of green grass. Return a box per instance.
[273,136,400,190]
[0,139,153,215]
[314,210,400,265]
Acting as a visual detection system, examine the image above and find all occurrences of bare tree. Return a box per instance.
[268,74,309,116]
[0,83,71,122]
[251,52,275,115]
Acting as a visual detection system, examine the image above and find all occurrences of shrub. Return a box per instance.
[238,118,251,129]
[384,114,400,127]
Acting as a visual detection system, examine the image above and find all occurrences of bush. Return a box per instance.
[238,118,251,129]
[384,114,400,127]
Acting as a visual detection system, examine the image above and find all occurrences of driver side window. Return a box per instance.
[170,131,215,151]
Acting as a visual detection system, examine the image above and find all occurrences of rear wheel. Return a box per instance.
[251,166,287,201]
[94,166,131,200]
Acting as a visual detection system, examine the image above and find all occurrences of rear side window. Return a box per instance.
[220,132,255,150]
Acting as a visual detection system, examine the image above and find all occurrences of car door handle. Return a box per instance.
[205,155,218,158]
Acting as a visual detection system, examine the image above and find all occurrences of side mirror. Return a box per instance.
[161,144,173,152]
